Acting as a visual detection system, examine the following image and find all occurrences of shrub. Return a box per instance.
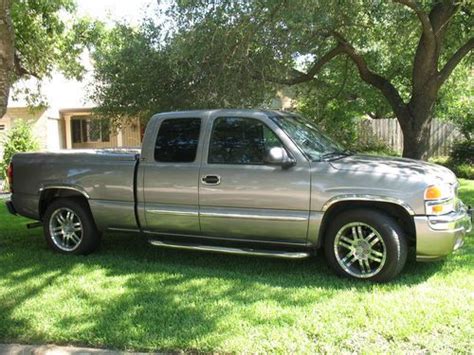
[449,140,473,165]
[431,140,474,180]
[454,164,474,179]
[351,122,399,156]
[1,121,39,190]
[436,161,474,180]
[351,139,399,157]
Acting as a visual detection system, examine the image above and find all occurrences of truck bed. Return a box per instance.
[11,149,140,223]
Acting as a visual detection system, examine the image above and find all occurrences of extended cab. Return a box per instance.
[5,110,473,281]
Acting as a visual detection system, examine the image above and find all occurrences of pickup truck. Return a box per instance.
[5,109,472,281]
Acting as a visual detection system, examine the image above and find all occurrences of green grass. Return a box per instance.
[1,180,473,353]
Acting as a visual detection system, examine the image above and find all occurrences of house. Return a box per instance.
[0,67,146,158]
[0,106,142,158]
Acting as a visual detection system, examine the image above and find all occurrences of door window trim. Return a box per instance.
[207,116,293,166]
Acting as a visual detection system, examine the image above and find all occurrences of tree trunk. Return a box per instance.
[398,112,432,160]
[0,0,14,118]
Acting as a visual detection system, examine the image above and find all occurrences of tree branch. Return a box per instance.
[13,52,39,78]
[254,44,345,85]
[332,32,409,121]
[438,37,474,85]
[393,0,436,46]
[394,0,439,94]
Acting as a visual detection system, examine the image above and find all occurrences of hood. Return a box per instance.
[329,154,457,184]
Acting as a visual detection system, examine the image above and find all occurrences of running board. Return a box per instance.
[148,239,310,259]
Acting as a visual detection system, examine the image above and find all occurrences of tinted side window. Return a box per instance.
[154,118,201,162]
[208,117,283,165]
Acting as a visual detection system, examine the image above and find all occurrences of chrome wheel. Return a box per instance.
[49,207,83,252]
[334,222,387,279]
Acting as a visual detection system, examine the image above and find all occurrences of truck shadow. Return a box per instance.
[0,226,471,351]
[97,232,451,288]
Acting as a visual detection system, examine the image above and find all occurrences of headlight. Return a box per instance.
[424,184,455,215]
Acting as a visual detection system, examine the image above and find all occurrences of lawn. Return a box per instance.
[0,180,473,353]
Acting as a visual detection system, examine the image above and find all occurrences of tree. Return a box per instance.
[1,120,38,190]
[0,0,102,118]
[0,0,14,118]
[91,1,472,159]
[168,0,474,159]
[91,22,272,124]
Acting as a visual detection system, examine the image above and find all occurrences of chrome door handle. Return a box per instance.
[201,175,221,185]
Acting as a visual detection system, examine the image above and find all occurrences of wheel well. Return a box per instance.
[318,201,416,248]
[39,188,89,220]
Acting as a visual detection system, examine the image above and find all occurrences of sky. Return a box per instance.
[10,0,158,113]
[76,0,156,26]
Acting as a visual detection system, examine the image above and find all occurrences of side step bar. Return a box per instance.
[148,239,310,259]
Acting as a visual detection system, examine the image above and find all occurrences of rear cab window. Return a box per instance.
[154,118,201,162]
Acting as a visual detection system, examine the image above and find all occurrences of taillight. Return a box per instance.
[6,163,13,192]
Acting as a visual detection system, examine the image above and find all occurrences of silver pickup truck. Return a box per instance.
[5,109,472,281]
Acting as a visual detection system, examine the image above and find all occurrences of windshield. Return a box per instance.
[270,114,344,161]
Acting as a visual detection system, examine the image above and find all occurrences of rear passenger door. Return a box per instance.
[141,116,203,234]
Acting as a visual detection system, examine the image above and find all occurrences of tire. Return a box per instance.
[324,209,407,282]
[43,198,100,255]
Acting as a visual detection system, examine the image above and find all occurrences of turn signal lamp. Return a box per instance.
[424,184,452,200]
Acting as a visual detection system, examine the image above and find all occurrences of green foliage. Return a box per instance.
[436,65,473,140]
[455,164,474,180]
[1,121,39,182]
[431,140,474,179]
[168,0,472,109]
[448,139,474,179]
[431,158,474,180]
[10,0,104,104]
[91,0,472,138]
[450,140,474,165]
[352,139,399,157]
[91,22,271,123]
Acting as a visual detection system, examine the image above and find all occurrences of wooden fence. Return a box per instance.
[358,118,463,158]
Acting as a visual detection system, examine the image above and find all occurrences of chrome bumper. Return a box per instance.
[415,203,472,261]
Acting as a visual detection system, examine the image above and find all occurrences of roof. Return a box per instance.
[59,108,96,115]
[153,108,292,117]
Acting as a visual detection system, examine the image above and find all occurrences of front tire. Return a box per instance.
[43,198,100,255]
[324,209,407,282]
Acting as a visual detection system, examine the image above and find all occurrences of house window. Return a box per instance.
[71,116,110,143]
[0,125,5,131]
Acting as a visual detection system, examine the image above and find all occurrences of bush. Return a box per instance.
[432,160,474,180]
[351,139,399,157]
[449,140,473,165]
[454,164,474,179]
[351,122,399,156]
[1,121,39,190]
[431,140,474,179]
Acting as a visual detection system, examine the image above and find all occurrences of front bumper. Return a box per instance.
[415,202,472,261]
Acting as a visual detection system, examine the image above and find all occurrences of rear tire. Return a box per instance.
[43,198,100,255]
[324,209,407,282]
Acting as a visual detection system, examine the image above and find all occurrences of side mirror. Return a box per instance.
[264,147,296,169]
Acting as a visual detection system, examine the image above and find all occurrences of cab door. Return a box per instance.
[199,113,311,243]
[141,115,203,234]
